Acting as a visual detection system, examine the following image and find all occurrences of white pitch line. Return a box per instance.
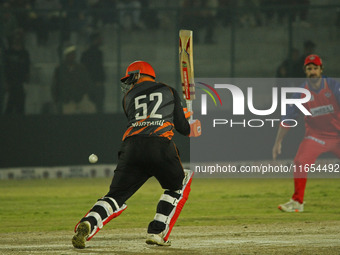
[0,244,67,249]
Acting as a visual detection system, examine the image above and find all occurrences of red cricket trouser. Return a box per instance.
[292,135,340,203]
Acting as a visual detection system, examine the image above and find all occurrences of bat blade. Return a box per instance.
[179,30,195,102]
[179,29,201,137]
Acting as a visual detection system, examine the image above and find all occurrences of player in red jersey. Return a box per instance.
[72,61,194,248]
[272,54,340,212]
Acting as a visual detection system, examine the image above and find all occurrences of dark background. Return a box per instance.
[0,113,310,168]
[0,114,190,167]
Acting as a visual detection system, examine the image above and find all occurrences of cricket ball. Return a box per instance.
[89,154,98,164]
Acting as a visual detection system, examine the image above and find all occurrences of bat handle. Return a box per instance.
[186,100,193,123]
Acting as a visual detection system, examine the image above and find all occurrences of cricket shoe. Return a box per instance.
[278,199,304,212]
[146,233,171,246]
[72,221,90,249]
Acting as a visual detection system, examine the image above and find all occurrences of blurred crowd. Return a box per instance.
[0,0,317,115]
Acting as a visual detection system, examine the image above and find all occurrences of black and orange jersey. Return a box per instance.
[122,80,190,140]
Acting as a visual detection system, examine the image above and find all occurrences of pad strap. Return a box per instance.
[87,211,103,229]
[160,194,179,206]
[154,213,171,225]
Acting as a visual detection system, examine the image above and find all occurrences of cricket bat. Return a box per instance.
[179,29,201,137]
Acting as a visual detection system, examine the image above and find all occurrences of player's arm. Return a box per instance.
[327,78,340,105]
[272,90,302,160]
[172,88,191,136]
[272,126,290,160]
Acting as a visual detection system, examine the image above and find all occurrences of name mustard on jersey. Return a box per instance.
[310,104,334,117]
[131,120,165,127]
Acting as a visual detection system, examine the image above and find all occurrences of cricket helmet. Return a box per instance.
[304,54,322,66]
[120,61,156,93]
[120,61,156,83]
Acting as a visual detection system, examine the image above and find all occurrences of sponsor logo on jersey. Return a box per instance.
[310,104,334,117]
[324,92,331,98]
[305,136,325,145]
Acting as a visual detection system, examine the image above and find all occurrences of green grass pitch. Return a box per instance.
[1,177,340,233]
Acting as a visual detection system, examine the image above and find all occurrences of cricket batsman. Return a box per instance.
[72,61,195,248]
[273,54,340,212]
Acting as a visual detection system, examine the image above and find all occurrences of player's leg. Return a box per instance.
[279,136,325,212]
[146,141,193,246]
[73,139,150,248]
[73,167,150,248]
[293,136,329,203]
[146,169,194,246]
[72,196,128,249]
